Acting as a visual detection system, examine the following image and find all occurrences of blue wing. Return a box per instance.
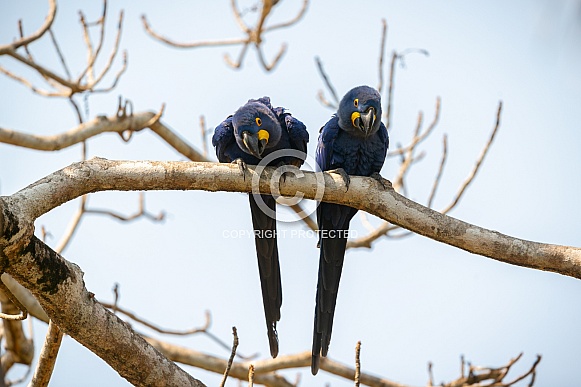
[272,106,310,167]
[211,116,235,163]
[315,116,341,172]
[377,122,389,167]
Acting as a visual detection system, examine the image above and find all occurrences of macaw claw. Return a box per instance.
[328,168,351,191]
[370,172,390,189]
[232,158,247,180]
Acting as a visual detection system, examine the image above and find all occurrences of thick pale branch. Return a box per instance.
[0,234,204,386]
[3,159,580,280]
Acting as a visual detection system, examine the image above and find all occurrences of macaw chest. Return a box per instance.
[331,133,384,176]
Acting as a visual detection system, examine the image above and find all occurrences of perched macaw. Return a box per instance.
[311,86,389,374]
[212,97,309,358]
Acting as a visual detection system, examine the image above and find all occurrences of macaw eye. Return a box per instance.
[354,98,359,107]
[255,117,262,126]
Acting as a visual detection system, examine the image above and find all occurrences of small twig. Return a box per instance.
[441,101,502,214]
[388,96,441,157]
[385,51,397,127]
[220,327,239,387]
[354,341,361,387]
[17,20,34,61]
[141,15,247,48]
[377,19,388,95]
[84,192,166,223]
[0,278,28,321]
[248,364,255,387]
[315,56,340,107]
[112,282,120,314]
[90,10,125,87]
[199,115,209,158]
[289,204,317,231]
[224,41,250,69]
[256,41,286,71]
[143,0,308,72]
[99,301,211,336]
[48,28,71,80]
[427,134,448,208]
[76,0,108,83]
[427,361,434,386]
[54,194,87,254]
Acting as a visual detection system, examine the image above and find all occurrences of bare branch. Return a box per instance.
[5,159,581,279]
[29,320,63,387]
[141,15,247,48]
[99,302,210,336]
[48,29,72,80]
[256,42,287,72]
[219,327,239,387]
[0,66,56,97]
[90,11,125,87]
[230,0,251,34]
[142,0,306,71]
[388,96,441,157]
[427,134,448,208]
[0,274,48,322]
[377,19,388,95]
[0,278,27,321]
[76,0,108,84]
[224,41,251,69]
[439,353,541,387]
[0,234,205,386]
[84,192,165,223]
[0,0,57,54]
[385,51,397,128]
[248,364,255,387]
[315,56,340,108]
[0,111,205,161]
[354,341,361,387]
[264,0,309,31]
[199,115,209,158]
[441,101,502,214]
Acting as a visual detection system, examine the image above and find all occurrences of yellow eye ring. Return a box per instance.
[354,98,359,107]
[255,117,262,126]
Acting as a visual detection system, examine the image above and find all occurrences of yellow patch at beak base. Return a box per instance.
[351,111,361,127]
[257,129,269,143]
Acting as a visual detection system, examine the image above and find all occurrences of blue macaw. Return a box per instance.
[312,86,389,374]
[212,97,309,358]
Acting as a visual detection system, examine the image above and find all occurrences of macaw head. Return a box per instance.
[232,101,282,159]
[337,85,382,137]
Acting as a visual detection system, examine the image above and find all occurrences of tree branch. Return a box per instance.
[3,159,580,279]
[0,159,565,385]
[0,111,205,161]
[0,0,57,55]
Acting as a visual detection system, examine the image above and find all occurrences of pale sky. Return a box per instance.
[1,1,581,386]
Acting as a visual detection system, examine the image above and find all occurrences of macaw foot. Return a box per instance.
[232,158,247,180]
[370,172,390,189]
[327,168,351,191]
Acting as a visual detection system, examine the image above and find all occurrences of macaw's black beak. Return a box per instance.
[242,130,269,158]
[359,107,376,135]
[351,107,376,135]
